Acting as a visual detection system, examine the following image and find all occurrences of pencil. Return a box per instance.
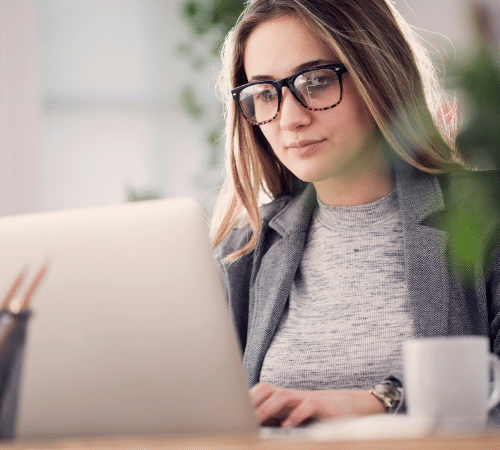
[1,267,27,311]
[20,259,51,311]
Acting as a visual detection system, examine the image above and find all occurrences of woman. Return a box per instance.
[211,0,500,427]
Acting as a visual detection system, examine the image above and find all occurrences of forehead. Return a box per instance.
[243,15,338,79]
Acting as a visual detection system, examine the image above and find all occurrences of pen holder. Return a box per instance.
[0,310,31,440]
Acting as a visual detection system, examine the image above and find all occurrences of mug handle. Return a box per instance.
[487,353,500,410]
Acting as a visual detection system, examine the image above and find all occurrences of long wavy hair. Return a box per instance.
[211,0,463,262]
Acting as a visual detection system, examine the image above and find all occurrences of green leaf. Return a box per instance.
[127,188,163,202]
[180,85,205,120]
[184,1,198,18]
[460,51,500,111]
[176,42,192,56]
[191,56,207,71]
[443,192,491,285]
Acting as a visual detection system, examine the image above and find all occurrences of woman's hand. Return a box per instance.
[250,382,386,428]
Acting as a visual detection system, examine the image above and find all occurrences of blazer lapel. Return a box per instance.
[243,185,316,386]
[403,223,451,337]
[243,230,307,385]
[395,163,451,338]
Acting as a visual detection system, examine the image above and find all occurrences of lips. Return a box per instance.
[287,139,325,157]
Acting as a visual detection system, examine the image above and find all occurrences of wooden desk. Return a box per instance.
[3,431,500,450]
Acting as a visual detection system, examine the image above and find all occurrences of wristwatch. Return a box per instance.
[369,380,403,413]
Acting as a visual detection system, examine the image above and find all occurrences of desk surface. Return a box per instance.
[4,432,500,450]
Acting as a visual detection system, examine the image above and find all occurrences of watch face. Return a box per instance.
[370,382,403,413]
[377,384,402,402]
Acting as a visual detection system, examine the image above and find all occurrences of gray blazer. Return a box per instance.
[216,163,500,389]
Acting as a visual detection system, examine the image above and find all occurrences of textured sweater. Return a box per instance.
[260,190,414,389]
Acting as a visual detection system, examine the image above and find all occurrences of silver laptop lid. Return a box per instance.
[0,198,257,439]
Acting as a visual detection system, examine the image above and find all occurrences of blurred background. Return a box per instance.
[0,0,498,218]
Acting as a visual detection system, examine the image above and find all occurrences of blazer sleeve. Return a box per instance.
[486,244,500,422]
[488,243,500,357]
[214,226,255,353]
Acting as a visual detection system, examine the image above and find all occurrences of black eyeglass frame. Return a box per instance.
[231,63,348,126]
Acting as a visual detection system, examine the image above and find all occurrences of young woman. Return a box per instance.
[211,0,500,427]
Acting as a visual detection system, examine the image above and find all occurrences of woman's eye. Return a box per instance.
[256,89,276,101]
[296,72,337,93]
[310,76,334,87]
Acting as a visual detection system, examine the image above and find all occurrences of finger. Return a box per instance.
[249,383,276,408]
[281,399,317,428]
[256,389,300,425]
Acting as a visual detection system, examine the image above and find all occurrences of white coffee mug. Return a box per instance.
[403,336,500,430]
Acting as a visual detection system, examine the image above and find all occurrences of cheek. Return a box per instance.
[258,124,280,151]
[356,102,376,129]
[335,94,377,144]
[340,78,372,119]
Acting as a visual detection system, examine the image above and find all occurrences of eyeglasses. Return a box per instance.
[231,64,347,126]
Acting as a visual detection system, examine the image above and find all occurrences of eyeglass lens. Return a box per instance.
[238,67,341,125]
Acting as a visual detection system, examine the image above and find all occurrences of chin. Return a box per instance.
[290,168,337,184]
[289,172,318,183]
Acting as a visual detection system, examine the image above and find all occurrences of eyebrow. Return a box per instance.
[248,59,336,82]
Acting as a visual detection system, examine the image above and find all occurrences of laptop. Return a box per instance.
[0,198,258,439]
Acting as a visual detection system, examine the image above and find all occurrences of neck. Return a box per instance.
[314,159,395,207]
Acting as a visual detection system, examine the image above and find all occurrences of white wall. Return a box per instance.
[0,0,222,216]
[34,0,221,213]
[396,0,500,72]
[397,0,471,50]
[0,0,42,216]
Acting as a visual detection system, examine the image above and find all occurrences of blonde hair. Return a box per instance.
[212,0,463,261]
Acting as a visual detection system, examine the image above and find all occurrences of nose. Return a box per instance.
[278,88,312,131]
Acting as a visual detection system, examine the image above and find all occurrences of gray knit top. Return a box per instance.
[259,189,414,390]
